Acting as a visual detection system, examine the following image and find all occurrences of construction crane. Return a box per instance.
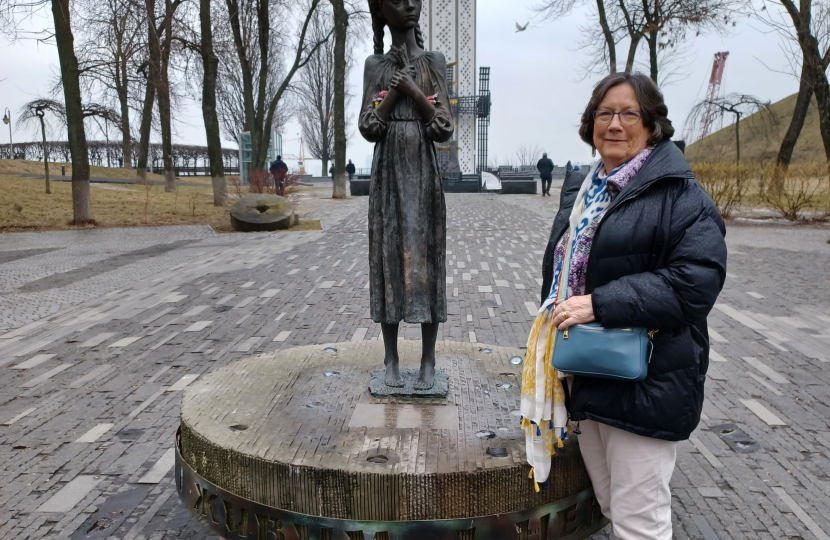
[280,135,307,175]
[697,52,729,142]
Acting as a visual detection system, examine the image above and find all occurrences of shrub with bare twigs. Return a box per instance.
[691,161,748,218]
[248,170,302,205]
[760,161,828,221]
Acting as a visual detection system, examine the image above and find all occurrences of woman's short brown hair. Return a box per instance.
[578,72,675,148]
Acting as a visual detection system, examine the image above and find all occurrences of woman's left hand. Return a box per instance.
[390,68,421,99]
[552,295,595,330]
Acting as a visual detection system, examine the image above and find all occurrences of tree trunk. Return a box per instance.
[734,112,741,164]
[647,31,658,82]
[806,47,830,163]
[51,0,93,223]
[331,0,348,198]
[596,0,616,73]
[158,0,175,192]
[137,0,157,183]
[157,75,175,190]
[40,115,51,194]
[624,35,641,73]
[136,79,155,182]
[118,58,132,168]
[200,0,227,206]
[776,61,814,170]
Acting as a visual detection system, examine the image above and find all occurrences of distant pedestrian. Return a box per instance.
[346,159,356,181]
[269,155,288,194]
[537,152,554,196]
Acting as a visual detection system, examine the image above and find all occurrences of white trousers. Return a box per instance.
[577,420,677,540]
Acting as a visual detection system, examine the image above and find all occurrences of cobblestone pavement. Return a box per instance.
[1,191,830,540]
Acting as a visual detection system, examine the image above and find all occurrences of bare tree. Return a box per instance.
[686,93,776,163]
[0,0,97,223]
[176,0,228,204]
[514,144,544,167]
[147,0,181,191]
[296,8,337,176]
[534,0,619,73]
[18,99,66,193]
[76,0,144,169]
[329,0,367,198]
[134,0,180,183]
[199,0,226,205]
[330,0,347,197]
[756,0,830,169]
[223,0,331,174]
[534,0,742,81]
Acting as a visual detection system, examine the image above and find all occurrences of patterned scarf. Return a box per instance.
[520,147,652,488]
[541,147,653,311]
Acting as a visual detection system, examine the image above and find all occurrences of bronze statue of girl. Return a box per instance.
[359,0,453,389]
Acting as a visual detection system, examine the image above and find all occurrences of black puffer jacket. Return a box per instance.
[540,141,727,441]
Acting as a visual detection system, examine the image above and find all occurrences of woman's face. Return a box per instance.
[592,83,650,170]
[380,0,422,30]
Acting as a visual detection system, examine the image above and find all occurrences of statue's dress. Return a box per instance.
[359,51,454,324]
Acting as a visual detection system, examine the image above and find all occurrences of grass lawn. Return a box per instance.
[0,162,323,233]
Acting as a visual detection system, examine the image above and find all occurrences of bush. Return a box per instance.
[760,161,828,221]
[248,169,302,205]
[691,161,748,218]
[692,160,829,221]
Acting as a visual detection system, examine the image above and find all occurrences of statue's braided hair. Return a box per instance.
[368,0,425,55]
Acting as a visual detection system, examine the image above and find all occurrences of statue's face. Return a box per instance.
[380,0,422,30]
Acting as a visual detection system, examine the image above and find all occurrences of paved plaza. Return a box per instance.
[1,191,829,539]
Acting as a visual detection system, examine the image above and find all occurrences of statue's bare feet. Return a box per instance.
[384,361,404,387]
[414,358,435,390]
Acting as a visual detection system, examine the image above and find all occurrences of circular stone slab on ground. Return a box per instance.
[230,194,295,232]
[179,340,600,532]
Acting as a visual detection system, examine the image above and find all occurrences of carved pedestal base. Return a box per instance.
[176,341,608,539]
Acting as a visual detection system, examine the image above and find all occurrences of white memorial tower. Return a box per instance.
[419,0,477,174]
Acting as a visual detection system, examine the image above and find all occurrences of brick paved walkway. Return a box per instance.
[1,192,829,539]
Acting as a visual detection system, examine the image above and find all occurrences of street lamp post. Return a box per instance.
[2,107,12,160]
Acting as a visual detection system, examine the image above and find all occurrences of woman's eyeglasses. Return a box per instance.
[593,110,643,126]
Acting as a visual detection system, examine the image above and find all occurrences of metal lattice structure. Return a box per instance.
[477,67,491,174]
[697,52,729,142]
[444,67,491,175]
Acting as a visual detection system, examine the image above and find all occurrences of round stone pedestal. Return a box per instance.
[175,341,608,539]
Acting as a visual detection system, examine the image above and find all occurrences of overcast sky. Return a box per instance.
[0,0,799,175]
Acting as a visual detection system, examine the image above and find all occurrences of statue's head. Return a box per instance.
[368,0,425,54]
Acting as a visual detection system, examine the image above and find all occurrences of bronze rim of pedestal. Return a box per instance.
[175,341,609,539]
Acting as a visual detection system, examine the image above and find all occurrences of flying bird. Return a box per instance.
[515,22,529,32]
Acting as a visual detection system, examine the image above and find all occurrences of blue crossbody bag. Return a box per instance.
[552,323,656,381]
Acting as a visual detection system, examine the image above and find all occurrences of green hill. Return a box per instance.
[685,92,826,163]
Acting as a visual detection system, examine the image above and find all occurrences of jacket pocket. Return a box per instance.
[648,327,696,375]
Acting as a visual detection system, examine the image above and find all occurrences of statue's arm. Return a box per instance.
[359,56,396,143]
[425,52,454,143]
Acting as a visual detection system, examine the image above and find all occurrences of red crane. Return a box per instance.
[698,52,729,141]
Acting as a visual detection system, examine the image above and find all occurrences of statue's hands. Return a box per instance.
[390,68,421,99]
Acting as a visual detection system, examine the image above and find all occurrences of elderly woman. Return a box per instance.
[521,73,727,539]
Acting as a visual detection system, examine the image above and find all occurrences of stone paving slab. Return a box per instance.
[0,193,828,539]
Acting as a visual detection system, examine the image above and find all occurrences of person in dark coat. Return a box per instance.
[536,152,554,196]
[269,155,288,193]
[346,159,356,181]
[329,164,335,178]
[530,73,727,539]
